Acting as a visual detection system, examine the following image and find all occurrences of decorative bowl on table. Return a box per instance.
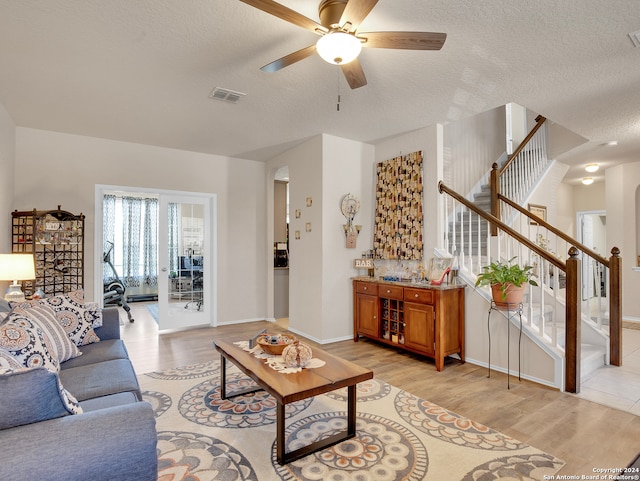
[282,341,313,368]
[256,334,296,355]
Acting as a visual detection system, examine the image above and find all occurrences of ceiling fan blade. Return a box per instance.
[359,31,447,50]
[261,45,317,72]
[341,59,367,89]
[339,0,378,32]
[239,0,327,35]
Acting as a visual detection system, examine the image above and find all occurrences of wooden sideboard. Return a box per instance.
[353,277,465,371]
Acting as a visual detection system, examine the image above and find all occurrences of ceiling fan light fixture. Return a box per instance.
[316,31,361,65]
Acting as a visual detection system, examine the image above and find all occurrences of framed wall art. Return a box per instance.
[528,203,547,225]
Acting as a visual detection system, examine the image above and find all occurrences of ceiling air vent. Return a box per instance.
[209,87,246,104]
[629,30,640,47]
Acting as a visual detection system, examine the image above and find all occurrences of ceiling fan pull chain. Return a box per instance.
[337,67,341,111]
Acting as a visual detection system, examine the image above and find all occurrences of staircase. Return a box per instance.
[439,113,622,393]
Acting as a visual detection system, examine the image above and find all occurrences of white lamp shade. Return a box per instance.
[0,254,36,281]
[316,32,362,65]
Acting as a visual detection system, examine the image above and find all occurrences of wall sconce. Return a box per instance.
[343,223,362,248]
[341,194,361,248]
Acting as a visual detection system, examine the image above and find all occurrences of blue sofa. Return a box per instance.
[0,307,158,481]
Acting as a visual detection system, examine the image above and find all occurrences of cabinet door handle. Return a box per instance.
[386,289,391,293]
[363,286,368,290]
[414,294,419,298]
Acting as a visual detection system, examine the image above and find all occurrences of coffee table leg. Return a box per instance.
[347,384,356,437]
[220,354,227,399]
[276,401,285,465]
[219,353,263,401]
[277,384,359,465]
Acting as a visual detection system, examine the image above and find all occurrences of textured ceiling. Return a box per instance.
[0,0,639,185]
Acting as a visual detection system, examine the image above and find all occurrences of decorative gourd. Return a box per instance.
[281,341,313,368]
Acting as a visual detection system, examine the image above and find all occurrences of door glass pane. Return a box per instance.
[167,202,204,316]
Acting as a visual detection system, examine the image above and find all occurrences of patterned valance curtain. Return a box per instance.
[373,151,423,260]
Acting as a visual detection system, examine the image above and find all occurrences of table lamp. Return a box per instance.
[0,254,36,302]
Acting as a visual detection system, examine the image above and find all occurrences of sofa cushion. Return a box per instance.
[12,305,82,363]
[15,289,100,346]
[0,402,158,481]
[59,359,142,401]
[60,339,129,370]
[0,314,59,372]
[0,367,82,429]
[79,391,138,412]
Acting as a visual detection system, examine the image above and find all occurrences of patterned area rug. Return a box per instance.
[139,360,565,481]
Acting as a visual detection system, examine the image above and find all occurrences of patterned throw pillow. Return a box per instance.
[0,348,22,371]
[12,306,82,363]
[56,375,83,414]
[84,301,103,329]
[16,289,100,346]
[0,314,60,372]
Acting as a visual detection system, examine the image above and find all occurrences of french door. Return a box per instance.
[157,193,214,330]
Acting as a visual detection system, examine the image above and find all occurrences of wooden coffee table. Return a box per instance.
[212,337,374,465]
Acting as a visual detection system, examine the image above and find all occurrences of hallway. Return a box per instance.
[577,326,640,415]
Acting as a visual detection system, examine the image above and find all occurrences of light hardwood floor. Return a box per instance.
[120,303,639,477]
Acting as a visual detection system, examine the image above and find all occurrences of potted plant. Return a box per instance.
[475,256,538,307]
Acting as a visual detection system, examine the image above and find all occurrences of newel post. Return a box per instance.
[490,162,499,236]
[565,247,581,393]
[609,247,622,366]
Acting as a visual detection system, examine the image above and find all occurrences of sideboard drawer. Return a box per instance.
[356,281,378,295]
[379,284,404,300]
[404,288,434,304]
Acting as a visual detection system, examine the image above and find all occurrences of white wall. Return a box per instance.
[0,101,15,253]
[556,182,575,237]
[526,161,569,230]
[14,127,267,324]
[0,101,16,294]
[606,163,640,320]
[267,136,324,340]
[266,134,375,343]
[443,106,506,195]
[321,134,375,342]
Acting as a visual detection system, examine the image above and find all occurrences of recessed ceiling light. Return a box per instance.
[585,163,599,173]
[582,177,594,185]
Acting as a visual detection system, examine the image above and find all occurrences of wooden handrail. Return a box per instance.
[498,193,609,266]
[439,181,565,270]
[499,115,546,175]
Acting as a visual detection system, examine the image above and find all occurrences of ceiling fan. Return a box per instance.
[239,0,447,89]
